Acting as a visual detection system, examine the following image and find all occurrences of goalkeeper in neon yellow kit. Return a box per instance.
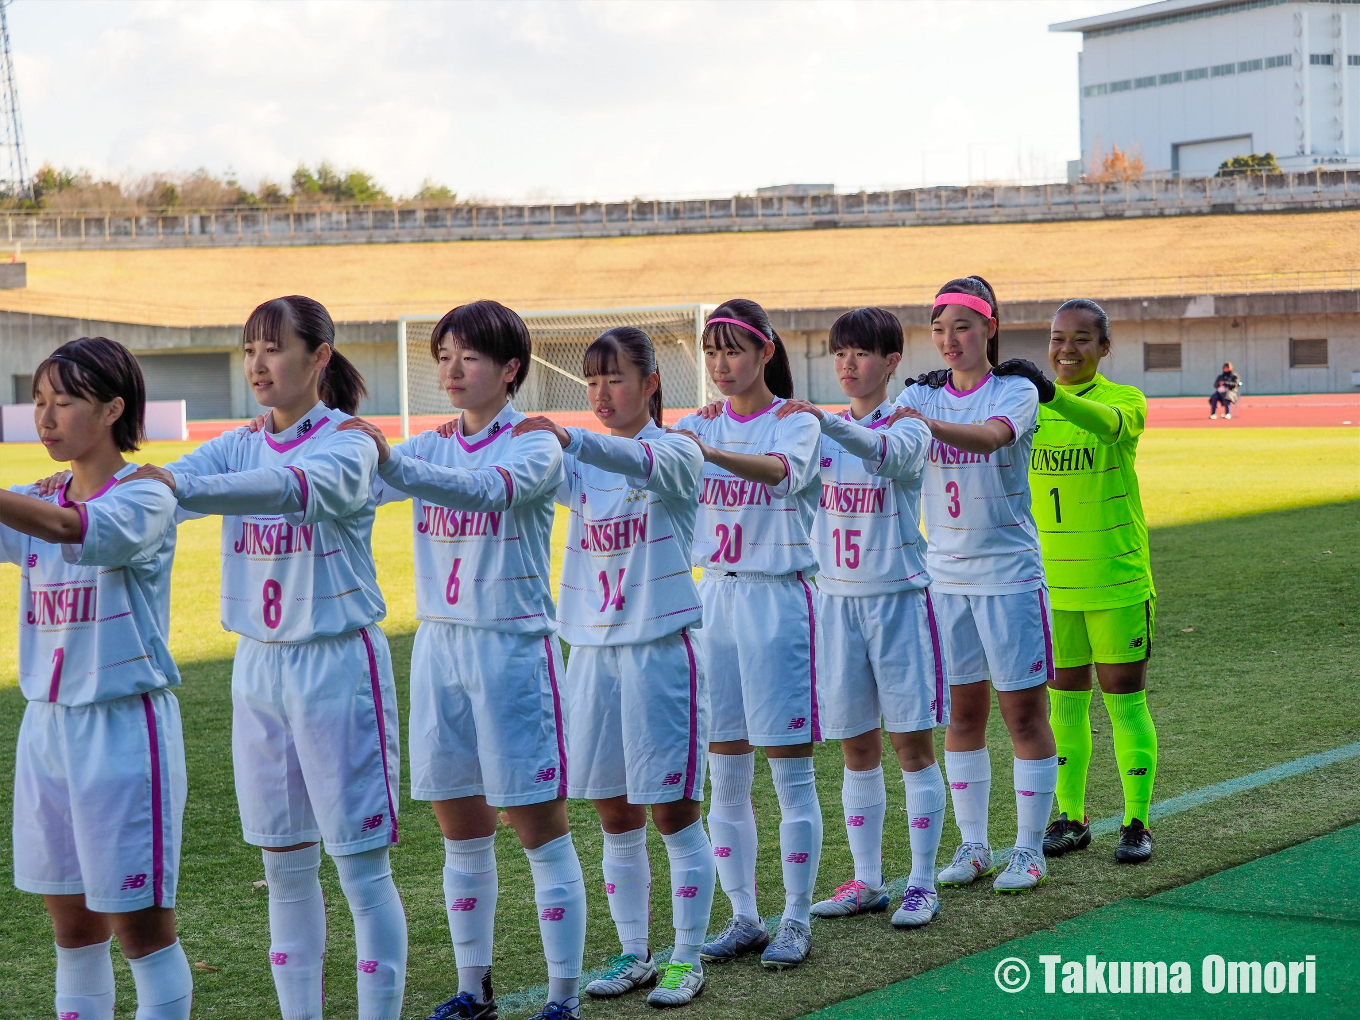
[993,299,1157,864]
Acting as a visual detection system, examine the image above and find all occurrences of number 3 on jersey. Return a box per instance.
[945,480,961,519]
[598,568,626,612]
[710,523,742,564]
[262,579,282,629]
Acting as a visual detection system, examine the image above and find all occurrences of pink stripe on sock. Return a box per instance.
[544,636,569,798]
[681,629,700,800]
[141,693,165,907]
[361,627,399,844]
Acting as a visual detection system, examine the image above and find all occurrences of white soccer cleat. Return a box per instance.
[890,886,940,928]
[585,953,659,998]
[937,842,995,887]
[993,846,1047,893]
[646,961,704,1008]
[810,878,890,917]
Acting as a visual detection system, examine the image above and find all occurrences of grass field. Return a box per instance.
[5,209,1360,325]
[0,428,1356,1019]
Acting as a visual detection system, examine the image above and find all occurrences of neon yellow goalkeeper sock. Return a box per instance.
[1104,690,1158,825]
[1048,687,1093,822]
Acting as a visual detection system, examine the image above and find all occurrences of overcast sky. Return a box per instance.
[12,0,1132,202]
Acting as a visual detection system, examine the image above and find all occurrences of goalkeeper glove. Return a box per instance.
[993,359,1055,402]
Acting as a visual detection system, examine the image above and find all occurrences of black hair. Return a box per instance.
[1053,298,1111,347]
[430,299,532,397]
[702,298,794,399]
[32,336,146,452]
[931,276,1001,367]
[244,295,368,415]
[828,307,904,359]
[582,326,663,427]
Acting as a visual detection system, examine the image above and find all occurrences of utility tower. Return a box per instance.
[0,1,28,199]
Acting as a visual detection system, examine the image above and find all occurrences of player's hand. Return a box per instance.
[513,415,570,448]
[245,414,269,432]
[887,405,929,426]
[775,398,825,420]
[34,470,71,497]
[992,359,1056,402]
[696,400,724,420]
[336,417,392,464]
[667,427,711,459]
[906,369,950,389]
[435,419,459,439]
[122,464,176,492]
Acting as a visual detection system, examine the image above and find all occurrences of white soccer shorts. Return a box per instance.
[933,588,1054,691]
[564,628,709,803]
[816,588,950,738]
[698,571,820,747]
[13,688,186,912]
[232,626,400,855]
[408,622,568,807]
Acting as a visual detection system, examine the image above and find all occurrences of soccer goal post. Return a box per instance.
[397,304,714,439]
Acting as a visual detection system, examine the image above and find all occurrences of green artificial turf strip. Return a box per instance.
[0,430,1355,1017]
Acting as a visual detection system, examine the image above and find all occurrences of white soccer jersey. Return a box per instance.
[556,422,704,646]
[813,402,932,597]
[894,372,1044,596]
[672,399,821,576]
[0,465,180,706]
[165,400,386,643]
[377,402,564,635]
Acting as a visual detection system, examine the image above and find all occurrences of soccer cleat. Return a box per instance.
[760,919,812,970]
[890,886,940,928]
[699,917,769,963]
[527,997,580,1020]
[993,846,1047,893]
[646,962,705,1008]
[428,971,499,1019]
[1043,813,1092,857]
[585,953,659,998]
[1115,819,1154,864]
[1209,413,1218,419]
[1224,412,1232,420]
[810,878,890,918]
[937,842,995,887]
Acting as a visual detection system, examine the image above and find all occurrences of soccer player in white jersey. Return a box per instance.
[128,296,408,1020]
[3,338,194,1020]
[670,299,824,971]
[891,276,1059,894]
[514,327,714,1007]
[340,300,586,1020]
[775,307,951,929]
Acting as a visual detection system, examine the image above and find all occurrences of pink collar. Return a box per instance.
[725,398,779,423]
[845,403,893,429]
[56,465,129,507]
[264,415,331,453]
[944,371,993,398]
[455,411,516,453]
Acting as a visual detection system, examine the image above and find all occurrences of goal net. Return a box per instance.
[397,304,712,438]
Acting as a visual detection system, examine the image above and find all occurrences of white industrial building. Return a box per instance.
[1054,0,1360,176]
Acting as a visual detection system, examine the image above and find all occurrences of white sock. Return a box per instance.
[55,938,116,1020]
[769,756,822,929]
[263,845,326,1020]
[841,766,886,888]
[661,818,715,968]
[601,826,651,959]
[334,847,408,1020]
[1013,756,1059,853]
[944,747,991,847]
[443,835,497,1001]
[902,763,946,892]
[706,751,759,923]
[127,940,193,1020]
[524,833,586,1003]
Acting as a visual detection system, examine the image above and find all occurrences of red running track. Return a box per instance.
[183,393,1359,442]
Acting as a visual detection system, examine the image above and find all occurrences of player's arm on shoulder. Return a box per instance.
[767,409,822,497]
[501,430,566,506]
[162,428,236,484]
[879,415,932,479]
[287,428,380,525]
[65,478,177,567]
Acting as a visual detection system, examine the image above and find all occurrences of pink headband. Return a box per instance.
[933,292,993,319]
[705,317,772,344]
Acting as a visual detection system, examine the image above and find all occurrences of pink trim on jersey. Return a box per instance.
[287,466,310,516]
[361,627,399,844]
[141,693,165,907]
[923,589,946,724]
[768,451,791,488]
[454,418,513,454]
[494,466,514,506]
[681,629,700,800]
[844,410,894,431]
[58,470,120,545]
[639,440,655,481]
[987,415,1017,444]
[263,416,331,453]
[74,503,89,545]
[725,399,778,423]
[944,371,993,398]
[797,571,822,742]
[1038,589,1055,682]
[543,636,569,798]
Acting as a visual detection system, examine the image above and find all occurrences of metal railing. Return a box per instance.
[4,170,1360,251]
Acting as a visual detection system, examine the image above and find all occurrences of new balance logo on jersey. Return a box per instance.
[449,898,478,911]
[357,960,379,974]
[846,815,866,827]
[232,520,315,556]
[786,717,807,730]
[488,422,502,436]
[535,767,557,784]
[360,813,385,832]
[296,418,313,437]
[785,852,810,864]
[539,907,566,921]
[28,585,97,626]
[1029,660,1045,675]
[1126,767,1148,776]
[26,554,37,568]
[910,816,932,829]
[270,952,288,966]
[821,457,833,467]
[417,505,503,538]
[1128,636,1145,649]
[675,886,699,898]
[120,874,147,890]
[714,847,732,858]
[662,772,683,786]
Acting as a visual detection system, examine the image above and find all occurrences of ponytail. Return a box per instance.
[931,276,1001,367]
[583,326,664,427]
[243,294,369,415]
[703,298,794,399]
